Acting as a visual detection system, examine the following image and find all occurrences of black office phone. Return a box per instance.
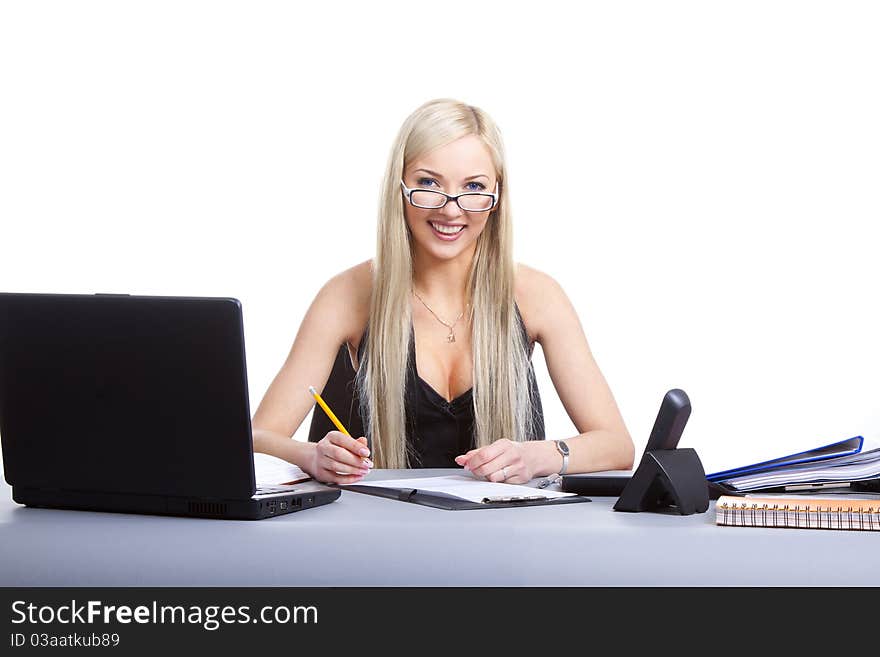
[560,389,691,496]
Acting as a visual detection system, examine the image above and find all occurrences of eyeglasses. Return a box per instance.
[400,180,499,212]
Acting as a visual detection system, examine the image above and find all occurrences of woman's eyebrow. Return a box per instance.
[413,168,490,181]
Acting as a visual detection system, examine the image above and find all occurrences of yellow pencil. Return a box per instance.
[308,386,351,436]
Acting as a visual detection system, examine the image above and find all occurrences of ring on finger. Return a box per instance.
[501,466,508,481]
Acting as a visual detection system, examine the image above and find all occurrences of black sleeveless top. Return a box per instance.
[307,306,545,467]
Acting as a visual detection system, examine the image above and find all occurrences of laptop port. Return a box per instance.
[280,501,288,510]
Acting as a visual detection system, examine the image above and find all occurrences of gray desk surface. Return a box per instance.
[1,469,877,586]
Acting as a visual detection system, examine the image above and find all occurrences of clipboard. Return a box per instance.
[340,483,592,510]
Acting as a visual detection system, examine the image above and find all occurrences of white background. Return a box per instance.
[2,1,878,474]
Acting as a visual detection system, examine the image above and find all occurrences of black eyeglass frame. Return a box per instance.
[399,180,499,212]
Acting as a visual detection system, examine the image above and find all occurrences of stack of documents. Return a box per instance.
[707,436,880,493]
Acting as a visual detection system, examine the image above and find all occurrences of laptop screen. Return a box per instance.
[0,293,257,499]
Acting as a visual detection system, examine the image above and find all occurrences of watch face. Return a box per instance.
[557,440,569,455]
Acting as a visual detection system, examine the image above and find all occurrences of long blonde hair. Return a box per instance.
[355,98,539,468]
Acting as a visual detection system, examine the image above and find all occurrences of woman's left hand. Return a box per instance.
[454,439,536,484]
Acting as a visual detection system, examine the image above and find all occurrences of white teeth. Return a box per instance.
[430,222,464,235]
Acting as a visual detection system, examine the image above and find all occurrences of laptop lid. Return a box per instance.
[0,293,258,500]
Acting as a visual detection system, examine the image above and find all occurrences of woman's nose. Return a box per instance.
[441,198,464,218]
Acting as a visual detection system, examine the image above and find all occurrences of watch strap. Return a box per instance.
[556,440,569,475]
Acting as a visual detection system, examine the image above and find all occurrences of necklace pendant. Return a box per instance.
[447,332,455,343]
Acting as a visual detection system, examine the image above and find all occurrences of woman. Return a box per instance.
[252,98,634,484]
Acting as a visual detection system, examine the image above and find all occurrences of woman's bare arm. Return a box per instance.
[251,262,371,477]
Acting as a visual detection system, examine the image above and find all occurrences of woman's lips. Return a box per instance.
[428,221,466,241]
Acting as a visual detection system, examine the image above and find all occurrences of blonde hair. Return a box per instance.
[355,98,539,468]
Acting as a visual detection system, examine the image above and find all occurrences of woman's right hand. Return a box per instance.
[306,431,373,484]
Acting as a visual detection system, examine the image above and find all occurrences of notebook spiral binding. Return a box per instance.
[717,500,880,531]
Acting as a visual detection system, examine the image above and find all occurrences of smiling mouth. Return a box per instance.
[429,221,465,235]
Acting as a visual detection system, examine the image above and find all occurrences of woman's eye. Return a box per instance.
[465,181,486,191]
[417,177,438,187]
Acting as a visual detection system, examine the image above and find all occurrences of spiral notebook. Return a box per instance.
[715,495,880,531]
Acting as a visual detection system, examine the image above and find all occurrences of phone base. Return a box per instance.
[613,448,709,515]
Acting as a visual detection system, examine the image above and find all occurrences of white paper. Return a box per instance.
[253,452,310,486]
[358,474,577,503]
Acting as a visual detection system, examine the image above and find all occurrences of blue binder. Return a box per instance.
[705,435,864,482]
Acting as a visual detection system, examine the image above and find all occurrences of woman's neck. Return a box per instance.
[411,248,473,310]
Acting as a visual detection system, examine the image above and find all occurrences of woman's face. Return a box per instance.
[402,135,498,263]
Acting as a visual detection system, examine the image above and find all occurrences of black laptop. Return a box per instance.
[0,292,340,519]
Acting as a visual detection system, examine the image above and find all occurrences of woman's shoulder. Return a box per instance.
[514,263,567,344]
[316,259,372,345]
[316,259,371,300]
[515,262,556,294]
[343,258,374,294]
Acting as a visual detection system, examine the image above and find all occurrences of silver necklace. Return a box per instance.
[413,291,467,343]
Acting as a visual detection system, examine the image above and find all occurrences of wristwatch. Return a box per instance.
[554,440,570,475]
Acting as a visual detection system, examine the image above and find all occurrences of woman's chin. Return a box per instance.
[415,239,473,262]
